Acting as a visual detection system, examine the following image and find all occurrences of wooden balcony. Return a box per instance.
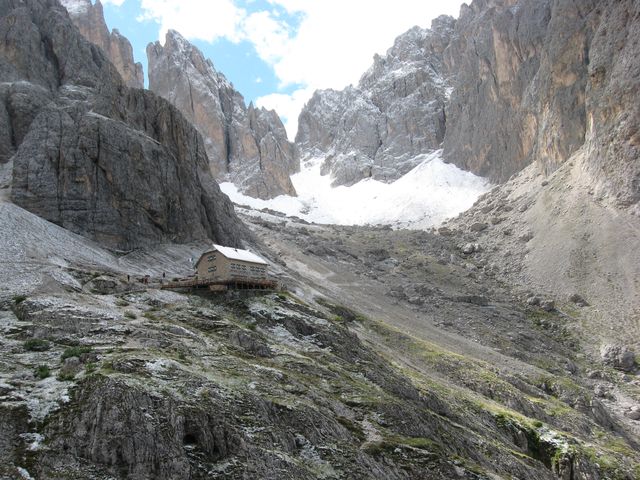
[161,276,278,291]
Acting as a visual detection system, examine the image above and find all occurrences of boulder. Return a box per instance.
[519,231,534,243]
[600,344,636,372]
[540,300,555,312]
[593,384,611,399]
[469,222,488,232]
[526,296,541,307]
[568,293,589,307]
[230,331,273,358]
[455,295,489,306]
[625,406,640,421]
[60,356,82,377]
[461,243,480,255]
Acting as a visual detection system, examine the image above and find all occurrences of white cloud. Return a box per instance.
[134,0,464,136]
[242,10,290,63]
[102,0,126,5]
[138,0,247,43]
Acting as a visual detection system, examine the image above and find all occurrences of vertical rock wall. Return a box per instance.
[147,30,298,199]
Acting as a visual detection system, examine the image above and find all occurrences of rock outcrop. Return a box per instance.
[601,344,636,372]
[60,0,144,89]
[296,16,455,187]
[1,0,246,250]
[3,282,636,479]
[147,30,298,199]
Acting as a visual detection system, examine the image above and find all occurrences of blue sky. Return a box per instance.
[97,0,464,138]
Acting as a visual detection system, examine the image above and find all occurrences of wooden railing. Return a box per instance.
[161,276,277,291]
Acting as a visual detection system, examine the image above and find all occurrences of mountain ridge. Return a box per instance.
[295,15,454,187]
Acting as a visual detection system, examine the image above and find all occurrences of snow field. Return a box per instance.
[221,150,489,229]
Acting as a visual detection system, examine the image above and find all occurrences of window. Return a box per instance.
[207,255,216,262]
[208,266,217,273]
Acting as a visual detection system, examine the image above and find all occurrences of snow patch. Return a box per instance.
[20,432,45,451]
[25,377,71,422]
[145,358,178,374]
[221,150,489,229]
[59,0,90,16]
[17,467,35,480]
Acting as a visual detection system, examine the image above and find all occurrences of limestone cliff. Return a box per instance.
[147,30,298,199]
[442,0,552,181]
[581,0,640,210]
[60,0,143,89]
[440,0,640,389]
[0,0,246,250]
[443,0,639,207]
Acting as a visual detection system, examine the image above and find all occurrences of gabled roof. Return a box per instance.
[196,244,268,266]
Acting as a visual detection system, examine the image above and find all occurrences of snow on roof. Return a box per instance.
[211,244,268,265]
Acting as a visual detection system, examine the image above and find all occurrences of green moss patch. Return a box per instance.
[61,346,92,361]
[23,339,51,352]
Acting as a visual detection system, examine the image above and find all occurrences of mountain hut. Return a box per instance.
[195,244,269,283]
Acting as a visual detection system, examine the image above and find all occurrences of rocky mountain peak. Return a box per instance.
[363,15,454,77]
[147,30,298,200]
[60,0,144,89]
[296,17,453,187]
[164,27,190,50]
